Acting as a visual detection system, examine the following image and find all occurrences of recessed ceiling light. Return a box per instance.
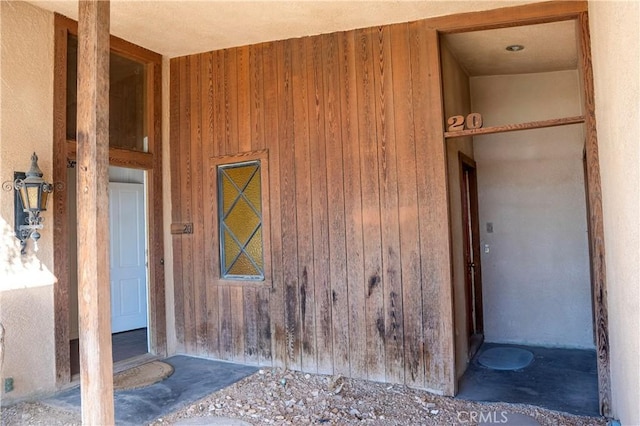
[506,44,525,52]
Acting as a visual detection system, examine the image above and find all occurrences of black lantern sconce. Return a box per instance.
[3,153,53,254]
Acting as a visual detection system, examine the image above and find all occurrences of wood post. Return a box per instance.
[76,0,114,424]
[578,12,611,417]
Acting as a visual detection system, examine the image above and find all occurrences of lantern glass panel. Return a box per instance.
[26,185,40,211]
[18,186,28,210]
[40,189,49,211]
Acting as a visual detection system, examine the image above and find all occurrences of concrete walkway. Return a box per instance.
[457,343,599,416]
[44,355,258,425]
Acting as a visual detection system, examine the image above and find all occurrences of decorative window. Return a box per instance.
[218,160,265,280]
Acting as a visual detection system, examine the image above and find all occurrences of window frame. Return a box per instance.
[209,149,271,287]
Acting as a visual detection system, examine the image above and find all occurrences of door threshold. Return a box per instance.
[113,352,159,374]
[70,353,159,383]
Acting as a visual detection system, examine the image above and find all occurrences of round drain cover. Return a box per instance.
[478,347,534,370]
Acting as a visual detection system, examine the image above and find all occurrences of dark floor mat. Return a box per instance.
[456,342,600,417]
[43,355,258,425]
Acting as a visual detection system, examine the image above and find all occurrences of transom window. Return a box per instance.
[218,161,264,280]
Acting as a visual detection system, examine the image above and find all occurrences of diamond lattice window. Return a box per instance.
[218,161,264,280]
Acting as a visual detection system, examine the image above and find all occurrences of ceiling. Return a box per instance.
[442,20,578,76]
[28,1,576,76]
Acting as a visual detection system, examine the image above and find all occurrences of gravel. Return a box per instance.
[1,368,607,425]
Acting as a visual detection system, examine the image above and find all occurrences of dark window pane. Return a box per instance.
[66,35,147,152]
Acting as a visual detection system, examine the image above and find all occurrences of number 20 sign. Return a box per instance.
[447,113,483,132]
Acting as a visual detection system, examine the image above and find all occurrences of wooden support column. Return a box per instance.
[578,12,611,417]
[76,1,114,424]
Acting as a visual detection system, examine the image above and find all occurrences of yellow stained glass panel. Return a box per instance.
[244,171,261,213]
[225,164,257,190]
[228,252,258,276]
[225,198,259,244]
[223,228,241,269]
[219,160,264,278]
[245,227,263,269]
[221,174,239,214]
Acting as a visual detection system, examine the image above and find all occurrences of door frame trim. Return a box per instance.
[53,14,166,386]
[432,1,610,415]
[458,153,483,343]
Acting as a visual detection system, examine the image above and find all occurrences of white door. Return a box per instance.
[109,182,148,333]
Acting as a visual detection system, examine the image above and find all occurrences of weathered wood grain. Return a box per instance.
[339,30,367,380]
[390,23,424,388]
[76,1,114,423]
[306,35,334,375]
[169,58,185,351]
[263,41,286,369]
[201,51,220,359]
[578,12,611,417]
[373,25,404,384]
[148,50,167,358]
[166,2,601,400]
[189,54,207,357]
[53,14,72,387]
[354,27,386,383]
[322,32,350,377]
[291,37,317,373]
[410,23,455,395]
[249,43,273,365]
[278,39,302,371]
[241,46,260,363]
[179,56,197,355]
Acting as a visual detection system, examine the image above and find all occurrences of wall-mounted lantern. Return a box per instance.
[7,153,53,254]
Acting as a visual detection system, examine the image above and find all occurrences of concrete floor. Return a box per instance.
[45,355,258,425]
[456,342,600,416]
[70,328,148,375]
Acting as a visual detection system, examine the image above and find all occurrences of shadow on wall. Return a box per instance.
[1,216,57,404]
[0,217,56,290]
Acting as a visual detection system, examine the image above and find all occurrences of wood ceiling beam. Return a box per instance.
[76,0,115,423]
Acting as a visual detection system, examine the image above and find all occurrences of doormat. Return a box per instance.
[113,361,174,390]
[478,347,534,370]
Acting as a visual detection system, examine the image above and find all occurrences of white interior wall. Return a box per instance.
[589,1,640,424]
[471,70,594,349]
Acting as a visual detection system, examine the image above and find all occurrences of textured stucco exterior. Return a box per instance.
[589,1,640,424]
[0,0,56,404]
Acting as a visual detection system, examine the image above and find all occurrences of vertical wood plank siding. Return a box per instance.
[169,22,454,391]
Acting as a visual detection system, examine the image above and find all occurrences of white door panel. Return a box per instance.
[110,182,148,333]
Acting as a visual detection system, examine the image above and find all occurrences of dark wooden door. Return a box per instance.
[459,153,483,356]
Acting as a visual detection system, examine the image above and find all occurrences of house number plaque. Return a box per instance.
[447,113,483,132]
[171,222,194,235]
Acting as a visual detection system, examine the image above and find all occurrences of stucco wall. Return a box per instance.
[441,42,475,380]
[589,2,640,424]
[471,70,594,349]
[0,1,56,404]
